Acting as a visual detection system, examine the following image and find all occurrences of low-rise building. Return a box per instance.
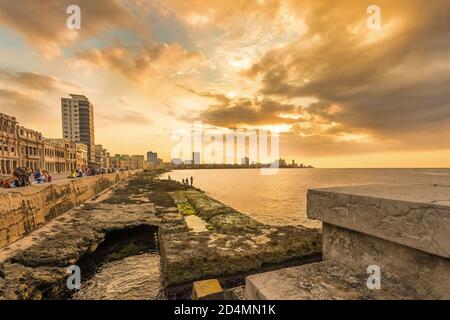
[0,113,20,175]
[102,149,110,168]
[17,126,44,171]
[76,143,88,170]
[110,154,132,170]
[43,139,66,173]
[131,155,144,170]
[45,138,78,172]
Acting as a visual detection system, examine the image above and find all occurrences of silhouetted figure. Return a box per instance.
[190,176,193,186]
[182,178,186,185]
[168,175,171,181]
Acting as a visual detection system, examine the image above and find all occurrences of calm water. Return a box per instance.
[164,168,450,228]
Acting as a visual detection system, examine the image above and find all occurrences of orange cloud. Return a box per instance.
[0,0,133,57]
[75,42,204,83]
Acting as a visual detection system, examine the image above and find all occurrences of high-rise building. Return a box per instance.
[147,151,158,164]
[61,94,95,164]
[192,152,201,165]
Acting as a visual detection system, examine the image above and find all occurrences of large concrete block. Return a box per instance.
[307,184,450,259]
[322,223,450,299]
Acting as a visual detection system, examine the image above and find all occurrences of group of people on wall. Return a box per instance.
[0,167,51,189]
[0,167,119,189]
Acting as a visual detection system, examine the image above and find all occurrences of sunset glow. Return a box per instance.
[0,0,449,167]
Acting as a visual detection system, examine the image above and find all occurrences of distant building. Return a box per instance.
[192,152,201,165]
[147,151,158,164]
[171,158,183,166]
[110,154,132,170]
[241,157,250,166]
[94,145,111,168]
[131,155,144,170]
[76,143,88,170]
[102,149,110,169]
[61,94,95,164]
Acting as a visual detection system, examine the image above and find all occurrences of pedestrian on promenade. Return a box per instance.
[190,176,194,186]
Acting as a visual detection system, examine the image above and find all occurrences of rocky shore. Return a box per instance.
[0,171,321,300]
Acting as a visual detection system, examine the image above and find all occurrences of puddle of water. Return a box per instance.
[74,253,163,300]
[67,225,164,300]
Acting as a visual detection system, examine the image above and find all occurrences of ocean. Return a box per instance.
[163,168,450,228]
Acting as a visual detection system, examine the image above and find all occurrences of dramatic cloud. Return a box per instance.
[198,95,302,127]
[0,88,48,124]
[103,111,152,126]
[0,0,133,57]
[243,0,450,143]
[75,42,204,83]
[0,70,78,92]
[0,0,449,163]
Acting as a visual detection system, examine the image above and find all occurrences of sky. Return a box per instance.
[0,0,449,167]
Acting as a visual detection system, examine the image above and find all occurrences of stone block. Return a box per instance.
[192,279,223,300]
[307,184,450,259]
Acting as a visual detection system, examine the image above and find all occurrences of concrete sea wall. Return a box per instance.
[246,184,450,300]
[0,171,140,248]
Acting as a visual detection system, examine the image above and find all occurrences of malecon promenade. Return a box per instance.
[0,170,449,300]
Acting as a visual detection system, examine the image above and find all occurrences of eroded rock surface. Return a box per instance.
[0,171,321,300]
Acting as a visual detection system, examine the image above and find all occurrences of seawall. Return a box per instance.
[0,170,141,248]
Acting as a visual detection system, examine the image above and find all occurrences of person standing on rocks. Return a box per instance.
[190,176,194,187]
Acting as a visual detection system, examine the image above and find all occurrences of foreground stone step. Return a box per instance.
[245,260,421,300]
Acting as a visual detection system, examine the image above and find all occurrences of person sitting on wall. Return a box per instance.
[42,169,52,183]
[1,176,17,188]
[1,167,32,188]
[68,170,77,179]
[14,167,32,187]
[33,169,45,184]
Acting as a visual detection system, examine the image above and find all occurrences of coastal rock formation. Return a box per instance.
[0,172,322,300]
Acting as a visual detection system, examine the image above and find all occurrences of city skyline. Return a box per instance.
[0,1,449,167]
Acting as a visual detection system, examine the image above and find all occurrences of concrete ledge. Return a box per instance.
[307,184,450,259]
[245,260,421,300]
[0,170,141,248]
